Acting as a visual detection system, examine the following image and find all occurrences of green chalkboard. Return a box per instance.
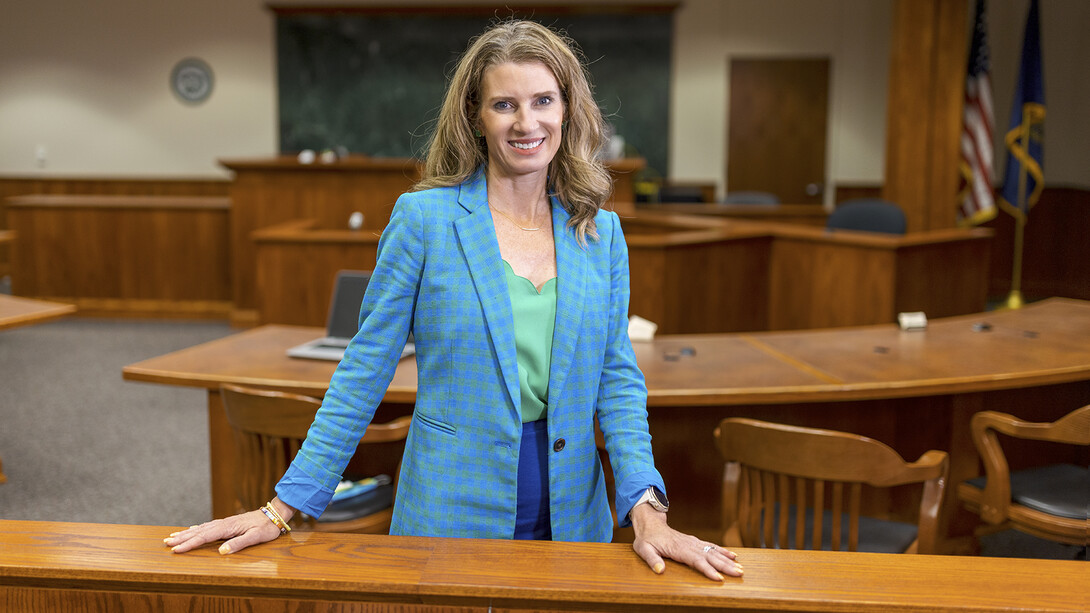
[276,10,672,176]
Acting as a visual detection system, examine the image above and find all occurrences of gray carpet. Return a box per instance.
[0,316,232,527]
[0,309,1082,560]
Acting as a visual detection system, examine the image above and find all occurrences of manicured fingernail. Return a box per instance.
[653,562,665,574]
[163,537,172,544]
[219,544,231,555]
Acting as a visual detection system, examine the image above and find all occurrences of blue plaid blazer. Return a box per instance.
[277,169,665,542]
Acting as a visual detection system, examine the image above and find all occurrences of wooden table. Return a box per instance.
[123,298,1090,546]
[1,520,1084,612]
[0,294,76,332]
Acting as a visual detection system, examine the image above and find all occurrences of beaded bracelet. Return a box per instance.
[261,502,291,535]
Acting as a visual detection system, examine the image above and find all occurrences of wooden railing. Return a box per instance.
[0,520,1084,612]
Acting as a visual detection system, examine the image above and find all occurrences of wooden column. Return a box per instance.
[884,0,968,231]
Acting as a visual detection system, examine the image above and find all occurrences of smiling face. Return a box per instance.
[477,61,565,183]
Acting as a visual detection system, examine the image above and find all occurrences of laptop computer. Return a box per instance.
[286,270,415,362]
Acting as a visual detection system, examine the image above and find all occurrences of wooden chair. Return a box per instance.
[957,405,1090,547]
[713,417,948,554]
[220,384,411,533]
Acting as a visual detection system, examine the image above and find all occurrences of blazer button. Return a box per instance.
[553,438,566,452]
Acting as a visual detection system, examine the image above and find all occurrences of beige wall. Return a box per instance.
[1,0,1087,192]
[671,0,892,201]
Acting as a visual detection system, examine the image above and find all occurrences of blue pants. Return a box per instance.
[514,418,552,540]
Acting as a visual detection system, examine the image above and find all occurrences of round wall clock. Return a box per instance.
[170,58,214,104]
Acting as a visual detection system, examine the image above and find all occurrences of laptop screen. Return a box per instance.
[326,270,371,339]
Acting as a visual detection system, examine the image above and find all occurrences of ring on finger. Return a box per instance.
[702,545,715,553]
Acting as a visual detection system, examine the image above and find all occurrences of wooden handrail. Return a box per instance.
[0,520,1085,612]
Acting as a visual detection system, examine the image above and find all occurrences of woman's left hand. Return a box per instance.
[629,503,743,581]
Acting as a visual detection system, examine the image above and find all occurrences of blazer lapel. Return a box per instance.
[453,171,521,414]
[547,201,586,409]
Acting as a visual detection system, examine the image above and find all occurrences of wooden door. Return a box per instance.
[727,58,830,204]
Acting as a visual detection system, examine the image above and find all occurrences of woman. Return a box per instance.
[166,19,742,581]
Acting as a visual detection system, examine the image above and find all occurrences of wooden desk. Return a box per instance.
[123,299,1090,547]
[250,212,993,333]
[1,520,1084,612]
[253,218,381,325]
[622,213,992,333]
[0,294,76,332]
[637,202,830,227]
[220,155,421,324]
[222,156,645,325]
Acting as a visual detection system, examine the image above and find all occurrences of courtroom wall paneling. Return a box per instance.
[0,176,229,276]
[984,186,1090,301]
[8,198,230,318]
[834,182,882,205]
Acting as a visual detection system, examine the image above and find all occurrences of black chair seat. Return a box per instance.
[966,463,1089,520]
[762,505,919,554]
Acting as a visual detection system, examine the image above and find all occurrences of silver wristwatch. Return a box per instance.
[638,485,670,513]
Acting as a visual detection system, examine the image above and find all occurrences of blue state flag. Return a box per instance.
[998,0,1045,222]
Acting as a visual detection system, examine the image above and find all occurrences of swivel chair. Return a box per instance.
[826,198,907,234]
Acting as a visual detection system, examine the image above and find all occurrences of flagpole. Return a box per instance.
[1003,107,1031,310]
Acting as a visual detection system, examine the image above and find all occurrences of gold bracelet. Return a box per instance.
[261,502,292,534]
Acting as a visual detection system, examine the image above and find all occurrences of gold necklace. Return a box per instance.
[489,204,546,231]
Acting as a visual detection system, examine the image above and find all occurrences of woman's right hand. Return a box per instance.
[164,499,293,554]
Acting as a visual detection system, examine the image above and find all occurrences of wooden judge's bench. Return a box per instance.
[222,156,647,325]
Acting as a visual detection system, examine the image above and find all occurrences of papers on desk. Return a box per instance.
[628,315,658,341]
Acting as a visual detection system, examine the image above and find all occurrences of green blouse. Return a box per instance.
[502,260,557,423]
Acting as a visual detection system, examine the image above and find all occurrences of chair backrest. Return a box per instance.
[826,198,907,234]
[722,191,780,205]
[968,405,1090,526]
[219,384,411,527]
[658,184,708,203]
[713,417,948,553]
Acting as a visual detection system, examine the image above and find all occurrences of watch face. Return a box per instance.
[651,486,669,509]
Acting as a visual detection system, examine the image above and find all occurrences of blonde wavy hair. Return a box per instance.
[413,19,612,244]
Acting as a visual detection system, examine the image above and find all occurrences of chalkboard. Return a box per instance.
[276,9,672,176]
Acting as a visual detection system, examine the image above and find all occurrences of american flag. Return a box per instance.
[957,0,996,225]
